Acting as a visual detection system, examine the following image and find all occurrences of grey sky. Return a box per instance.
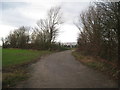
[0,0,90,45]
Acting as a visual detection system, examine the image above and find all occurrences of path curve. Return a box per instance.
[17,50,117,88]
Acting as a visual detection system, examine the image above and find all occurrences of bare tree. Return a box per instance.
[31,6,63,50]
[5,26,30,48]
[36,6,63,43]
[47,6,63,42]
[76,2,119,61]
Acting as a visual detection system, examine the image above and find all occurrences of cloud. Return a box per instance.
[1,0,92,3]
[1,1,61,27]
[1,1,90,27]
[1,2,27,10]
[61,2,90,24]
[0,24,17,38]
[0,1,90,45]
[56,23,80,43]
[1,2,36,27]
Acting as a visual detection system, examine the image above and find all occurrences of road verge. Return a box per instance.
[72,51,119,81]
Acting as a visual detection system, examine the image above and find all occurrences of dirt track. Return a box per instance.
[17,50,117,88]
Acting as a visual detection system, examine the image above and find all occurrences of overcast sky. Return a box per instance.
[0,0,91,45]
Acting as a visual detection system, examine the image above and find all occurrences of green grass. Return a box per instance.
[0,46,1,64]
[72,51,84,60]
[2,48,52,88]
[3,70,29,87]
[3,48,51,67]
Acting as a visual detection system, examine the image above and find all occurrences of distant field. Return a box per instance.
[2,48,51,67]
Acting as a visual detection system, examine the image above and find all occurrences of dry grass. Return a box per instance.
[72,51,119,81]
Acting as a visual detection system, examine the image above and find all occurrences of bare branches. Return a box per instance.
[34,6,63,44]
[76,2,119,61]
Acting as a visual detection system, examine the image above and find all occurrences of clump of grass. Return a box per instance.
[3,69,29,87]
[72,51,84,60]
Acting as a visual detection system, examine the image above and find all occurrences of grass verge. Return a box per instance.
[2,48,52,88]
[72,51,119,81]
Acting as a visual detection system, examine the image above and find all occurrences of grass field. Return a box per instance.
[2,48,52,87]
[3,48,51,67]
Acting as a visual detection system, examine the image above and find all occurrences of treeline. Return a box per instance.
[1,6,68,51]
[76,2,120,61]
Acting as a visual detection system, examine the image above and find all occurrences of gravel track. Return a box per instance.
[16,50,117,88]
